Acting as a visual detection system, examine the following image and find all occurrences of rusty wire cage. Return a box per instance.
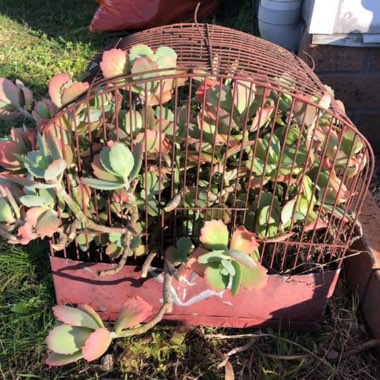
[47,24,374,276]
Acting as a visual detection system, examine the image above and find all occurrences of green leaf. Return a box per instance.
[44,159,66,181]
[199,220,229,250]
[130,236,142,251]
[0,198,14,223]
[176,237,192,255]
[82,177,124,190]
[231,262,242,296]
[46,325,92,355]
[109,143,134,180]
[221,259,235,276]
[229,249,258,269]
[129,143,143,180]
[53,305,100,330]
[129,44,154,65]
[11,302,32,314]
[108,232,123,245]
[198,250,230,264]
[204,264,229,292]
[239,263,268,291]
[46,351,84,367]
[281,199,296,226]
[120,110,143,135]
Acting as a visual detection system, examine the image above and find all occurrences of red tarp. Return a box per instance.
[90,0,219,32]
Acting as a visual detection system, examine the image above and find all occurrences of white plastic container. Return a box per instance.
[259,0,302,24]
[258,0,303,51]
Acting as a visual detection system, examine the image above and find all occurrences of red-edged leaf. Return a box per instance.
[61,82,89,106]
[49,73,71,107]
[250,105,274,131]
[77,304,105,328]
[16,79,33,108]
[115,296,153,332]
[53,305,100,330]
[46,325,92,355]
[0,141,23,170]
[17,223,34,245]
[240,263,268,291]
[196,79,221,101]
[0,78,20,106]
[100,49,130,79]
[230,226,259,255]
[82,328,112,362]
[178,247,208,278]
[46,351,84,367]
[35,209,61,237]
[91,154,118,181]
[200,220,229,251]
[135,130,170,153]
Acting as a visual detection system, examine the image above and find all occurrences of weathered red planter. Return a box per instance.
[51,256,340,331]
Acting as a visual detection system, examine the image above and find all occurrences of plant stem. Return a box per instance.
[113,264,172,338]
[54,182,125,235]
[17,107,35,123]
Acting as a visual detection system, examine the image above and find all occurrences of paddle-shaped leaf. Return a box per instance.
[46,351,84,367]
[100,49,130,79]
[48,73,71,107]
[240,263,268,291]
[53,305,100,330]
[108,142,134,180]
[204,264,229,292]
[46,325,92,355]
[230,226,259,255]
[82,328,112,362]
[0,198,14,223]
[200,220,229,250]
[115,296,153,332]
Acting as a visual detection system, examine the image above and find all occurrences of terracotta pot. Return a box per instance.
[51,256,340,331]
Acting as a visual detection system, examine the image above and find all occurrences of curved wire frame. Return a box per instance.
[47,24,374,275]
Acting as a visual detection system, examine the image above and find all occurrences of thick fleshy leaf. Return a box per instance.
[44,159,66,180]
[230,226,259,255]
[229,249,260,269]
[0,198,14,223]
[0,141,23,170]
[178,247,208,278]
[53,305,100,330]
[82,328,112,362]
[92,154,118,182]
[129,143,143,180]
[231,262,242,296]
[240,263,268,291]
[129,44,154,64]
[46,351,83,367]
[281,199,296,226]
[198,250,230,264]
[32,99,56,123]
[35,209,61,237]
[115,296,153,332]
[0,78,20,107]
[82,177,124,190]
[204,264,229,292]
[61,82,89,106]
[135,129,168,153]
[109,143,134,179]
[16,80,33,108]
[100,49,130,79]
[46,325,92,355]
[199,220,229,250]
[77,304,105,328]
[49,73,71,107]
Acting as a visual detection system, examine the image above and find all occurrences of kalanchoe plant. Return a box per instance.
[0,41,369,367]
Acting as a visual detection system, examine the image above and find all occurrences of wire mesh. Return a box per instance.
[47,24,374,275]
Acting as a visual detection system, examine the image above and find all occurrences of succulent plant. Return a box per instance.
[0,42,369,367]
[46,297,153,366]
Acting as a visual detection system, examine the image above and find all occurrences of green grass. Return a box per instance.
[1,0,380,379]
